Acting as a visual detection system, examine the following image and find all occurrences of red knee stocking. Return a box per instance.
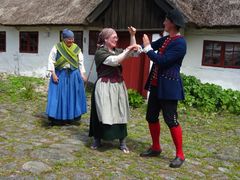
[170,125,185,160]
[148,121,161,151]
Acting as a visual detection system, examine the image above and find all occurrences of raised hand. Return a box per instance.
[128,26,136,36]
[142,34,150,47]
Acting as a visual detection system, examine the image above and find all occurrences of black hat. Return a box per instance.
[166,9,185,28]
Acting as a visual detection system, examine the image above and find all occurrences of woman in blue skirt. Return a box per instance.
[46,29,87,125]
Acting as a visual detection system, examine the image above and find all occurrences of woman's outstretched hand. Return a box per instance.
[128,26,136,36]
[126,44,141,51]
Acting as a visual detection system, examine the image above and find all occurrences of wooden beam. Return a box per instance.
[86,0,113,23]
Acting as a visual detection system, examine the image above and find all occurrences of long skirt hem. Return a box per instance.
[89,81,128,141]
[46,69,87,121]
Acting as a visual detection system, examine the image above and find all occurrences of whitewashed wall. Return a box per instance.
[1,25,240,90]
[182,28,240,90]
[0,25,98,82]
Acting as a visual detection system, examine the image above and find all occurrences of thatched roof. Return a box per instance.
[0,0,239,27]
[169,0,240,27]
[0,0,102,25]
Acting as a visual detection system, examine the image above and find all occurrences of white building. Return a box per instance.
[0,26,99,81]
[0,0,239,93]
[171,0,240,90]
[183,28,240,90]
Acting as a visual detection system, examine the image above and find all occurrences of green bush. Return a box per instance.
[181,74,240,115]
[128,89,144,108]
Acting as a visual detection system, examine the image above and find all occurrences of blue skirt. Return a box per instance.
[46,69,87,121]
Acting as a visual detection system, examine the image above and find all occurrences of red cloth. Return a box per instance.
[150,35,183,87]
[148,122,161,151]
[151,65,158,86]
[170,125,185,160]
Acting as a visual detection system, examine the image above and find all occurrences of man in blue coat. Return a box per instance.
[140,9,186,168]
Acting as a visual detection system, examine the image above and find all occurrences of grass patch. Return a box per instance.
[0,74,239,178]
[0,75,45,102]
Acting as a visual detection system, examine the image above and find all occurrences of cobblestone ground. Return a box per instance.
[0,75,239,179]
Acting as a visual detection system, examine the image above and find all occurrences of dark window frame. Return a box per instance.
[202,40,240,69]
[89,30,100,55]
[19,31,39,53]
[0,31,6,52]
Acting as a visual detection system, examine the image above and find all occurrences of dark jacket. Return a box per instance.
[145,36,187,100]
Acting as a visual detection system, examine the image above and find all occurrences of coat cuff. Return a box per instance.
[143,44,153,53]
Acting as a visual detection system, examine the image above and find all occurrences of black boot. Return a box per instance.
[140,148,162,157]
[169,157,185,168]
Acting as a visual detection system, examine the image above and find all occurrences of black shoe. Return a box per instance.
[169,157,185,168]
[91,138,102,150]
[119,139,130,153]
[119,144,130,153]
[140,148,162,157]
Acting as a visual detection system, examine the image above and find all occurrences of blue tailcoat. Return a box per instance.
[145,36,187,100]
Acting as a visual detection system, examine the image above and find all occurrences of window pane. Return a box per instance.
[73,31,83,50]
[205,43,213,50]
[204,57,213,64]
[224,51,233,66]
[212,43,222,65]
[234,44,240,51]
[0,44,4,50]
[29,35,38,52]
[233,43,240,67]
[225,43,234,51]
[0,31,6,52]
[213,43,221,50]
[203,41,222,66]
[211,55,221,65]
[224,43,240,67]
[20,33,28,52]
[89,31,100,55]
[205,49,212,57]
[233,51,240,66]
[20,32,38,53]
[20,32,28,52]
[203,42,213,65]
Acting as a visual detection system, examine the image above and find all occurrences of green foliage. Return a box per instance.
[0,75,45,102]
[128,89,144,108]
[181,74,240,115]
[21,81,35,100]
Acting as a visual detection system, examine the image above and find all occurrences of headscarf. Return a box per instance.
[97,28,117,47]
[62,29,74,39]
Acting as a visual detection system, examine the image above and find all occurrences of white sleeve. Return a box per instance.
[103,49,131,67]
[143,44,153,53]
[48,46,57,71]
[78,51,86,73]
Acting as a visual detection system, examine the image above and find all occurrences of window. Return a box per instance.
[59,31,83,50]
[19,32,38,53]
[89,31,100,55]
[202,40,240,68]
[224,43,240,67]
[0,31,6,52]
